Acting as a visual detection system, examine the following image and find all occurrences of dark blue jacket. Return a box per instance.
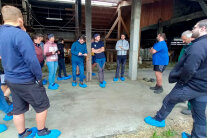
[169,35,207,92]
[71,40,87,62]
[0,25,42,84]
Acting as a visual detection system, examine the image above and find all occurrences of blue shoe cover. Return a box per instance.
[79,83,87,88]
[0,124,7,133]
[99,83,105,88]
[54,83,59,88]
[42,79,47,85]
[48,85,58,90]
[3,114,13,121]
[64,75,72,80]
[72,82,77,87]
[57,77,64,81]
[113,78,118,82]
[182,132,191,138]
[103,80,107,84]
[36,129,61,138]
[144,116,165,127]
[120,77,125,81]
[92,73,96,76]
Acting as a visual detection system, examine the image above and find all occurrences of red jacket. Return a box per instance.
[34,43,44,63]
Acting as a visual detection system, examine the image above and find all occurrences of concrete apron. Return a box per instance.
[0,69,199,138]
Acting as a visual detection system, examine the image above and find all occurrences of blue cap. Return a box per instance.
[93,34,100,38]
[48,34,54,39]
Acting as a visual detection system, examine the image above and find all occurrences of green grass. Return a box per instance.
[151,129,178,138]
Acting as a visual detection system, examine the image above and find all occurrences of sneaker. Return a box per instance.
[150,85,159,90]
[57,77,64,81]
[3,112,13,121]
[92,73,96,76]
[113,78,118,82]
[99,83,105,88]
[120,77,125,81]
[154,87,163,94]
[79,83,87,88]
[181,109,192,115]
[42,79,47,85]
[0,124,7,133]
[36,128,61,138]
[72,82,77,87]
[181,132,191,138]
[144,116,165,127]
[103,80,107,84]
[63,75,72,80]
[19,127,38,138]
[48,85,58,90]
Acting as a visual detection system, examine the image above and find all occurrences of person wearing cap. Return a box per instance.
[57,38,72,80]
[91,34,106,88]
[44,34,60,90]
[113,33,129,82]
[71,35,88,88]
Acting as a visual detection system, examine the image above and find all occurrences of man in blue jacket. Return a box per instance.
[71,35,88,88]
[0,5,60,138]
[144,19,207,138]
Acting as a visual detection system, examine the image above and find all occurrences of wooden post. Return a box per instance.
[75,0,81,39]
[85,0,92,81]
[105,17,119,39]
[22,0,28,26]
[117,8,121,39]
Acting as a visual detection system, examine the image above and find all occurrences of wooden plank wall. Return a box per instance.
[123,0,174,30]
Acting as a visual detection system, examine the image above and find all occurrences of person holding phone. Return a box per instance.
[71,35,88,88]
[44,34,60,90]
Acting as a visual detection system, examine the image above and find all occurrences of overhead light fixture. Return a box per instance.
[40,0,117,7]
[46,17,63,21]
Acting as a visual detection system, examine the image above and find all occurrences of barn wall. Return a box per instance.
[122,0,174,31]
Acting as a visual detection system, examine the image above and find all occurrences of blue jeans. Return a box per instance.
[154,83,207,138]
[115,55,127,78]
[72,60,84,82]
[47,61,58,85]
[58,58,67,78]
[0,83,10,114]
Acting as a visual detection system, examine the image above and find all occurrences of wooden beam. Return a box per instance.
[65,8,75,11]
[141,11,205,31]
[117,9,121,39]
[197,0,207,16]
[105,17,119,39]
[85,0,92,81]
[120,17,130,37]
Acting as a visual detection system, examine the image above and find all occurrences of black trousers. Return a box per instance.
[115,55,127,78]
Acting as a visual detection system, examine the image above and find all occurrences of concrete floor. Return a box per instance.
[0,69,197,138]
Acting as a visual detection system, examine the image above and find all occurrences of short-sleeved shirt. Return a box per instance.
[152,41,169,65]
[91,41,105,59]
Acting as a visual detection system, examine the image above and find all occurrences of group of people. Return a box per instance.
[0,5,206,138]
[0,5,130,138]
[146,20,207,138]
